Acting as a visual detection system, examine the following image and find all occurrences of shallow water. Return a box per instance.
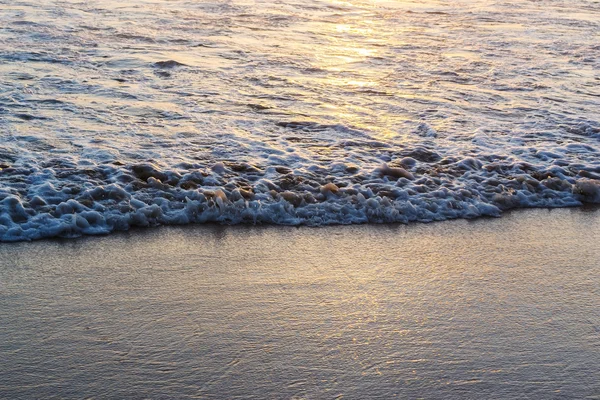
[1,208,599,398]
[1,0,600,240]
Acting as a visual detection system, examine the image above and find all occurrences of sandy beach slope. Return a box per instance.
[1,208,599,399]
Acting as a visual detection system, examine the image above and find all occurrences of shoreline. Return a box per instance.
[2,203,600,245]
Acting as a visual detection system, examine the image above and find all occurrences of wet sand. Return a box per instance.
[1,208,599,399]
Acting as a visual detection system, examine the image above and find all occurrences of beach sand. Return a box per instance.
[1,208,599,399]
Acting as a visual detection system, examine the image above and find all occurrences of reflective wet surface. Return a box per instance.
[1,208,599,398]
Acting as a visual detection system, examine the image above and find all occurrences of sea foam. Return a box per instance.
[1,153,598,241]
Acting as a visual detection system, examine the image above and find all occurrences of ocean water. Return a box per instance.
[0,0,599,241]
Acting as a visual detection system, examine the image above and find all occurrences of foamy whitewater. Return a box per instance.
[0,0,599,241]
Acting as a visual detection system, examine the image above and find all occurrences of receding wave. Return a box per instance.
[1,0,599,241]
[1,141,599,241]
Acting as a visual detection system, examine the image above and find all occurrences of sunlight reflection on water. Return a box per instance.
[0,0,599,240]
